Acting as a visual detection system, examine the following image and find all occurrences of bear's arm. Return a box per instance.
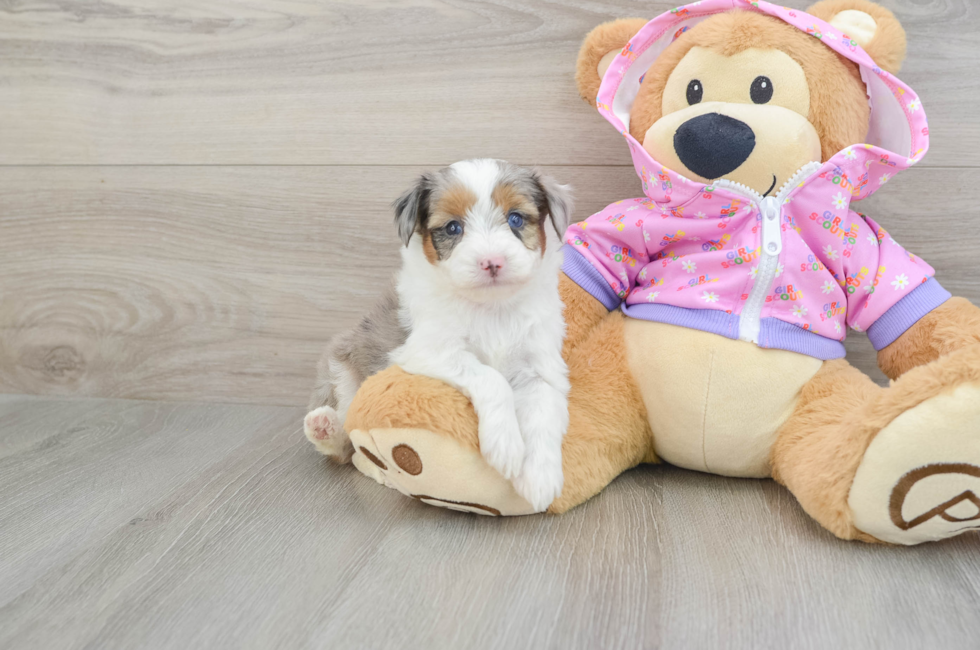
[559,272,613,354]
[842,212,946,337]
[876,297,980,379]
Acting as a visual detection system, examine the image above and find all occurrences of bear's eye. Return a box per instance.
[750,76,773,104]
[686,79,703,105]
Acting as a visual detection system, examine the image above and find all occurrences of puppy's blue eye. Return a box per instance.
[507,212,525,229]
[445,220,463,236]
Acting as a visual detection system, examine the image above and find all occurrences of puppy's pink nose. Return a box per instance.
[480,257,505,278]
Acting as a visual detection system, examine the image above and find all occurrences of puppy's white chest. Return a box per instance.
[468,332,521,370]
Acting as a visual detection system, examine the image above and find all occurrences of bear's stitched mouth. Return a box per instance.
[762,175,777,197]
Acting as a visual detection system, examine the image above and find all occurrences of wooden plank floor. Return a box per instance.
[1,394,978,650]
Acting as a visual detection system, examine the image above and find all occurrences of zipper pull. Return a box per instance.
[761,196,782,256]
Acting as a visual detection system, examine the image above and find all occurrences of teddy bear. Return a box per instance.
[335,0,980,545]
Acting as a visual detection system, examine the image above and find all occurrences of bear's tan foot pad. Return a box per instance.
[849,382,980,545]
[348,428,537,516]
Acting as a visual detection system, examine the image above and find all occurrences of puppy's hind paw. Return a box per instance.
[304,406,353,462]
[512,455,564,513]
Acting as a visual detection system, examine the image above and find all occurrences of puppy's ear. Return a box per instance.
[535,173,574,238]
[392,173,433,246]
[807,0,907,73]
[576,18,649,104]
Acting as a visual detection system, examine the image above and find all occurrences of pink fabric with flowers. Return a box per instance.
[563,0,946,358]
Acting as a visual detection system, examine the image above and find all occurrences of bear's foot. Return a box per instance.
[850,380,980,545]
[349,427,537,516]
[304,406,352,462]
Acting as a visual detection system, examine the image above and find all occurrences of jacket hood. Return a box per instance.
[596,0,929,206]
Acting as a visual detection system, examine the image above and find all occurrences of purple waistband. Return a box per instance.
[562,245,946,361]
[623,302,740,340]
[622,303,847,360]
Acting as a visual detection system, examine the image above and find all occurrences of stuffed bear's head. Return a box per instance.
[576,0,908,196]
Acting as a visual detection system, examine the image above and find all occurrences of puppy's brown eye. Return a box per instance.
[751,76,773,104]
[445,220,463,236]
[686,80,703,105]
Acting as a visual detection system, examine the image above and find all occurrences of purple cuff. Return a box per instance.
[866,277,952,350]
[561,245,622,311]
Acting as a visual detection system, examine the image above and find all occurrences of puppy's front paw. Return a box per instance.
[478,413,525,480]
[513,452,564,512]
[304,406,352,462]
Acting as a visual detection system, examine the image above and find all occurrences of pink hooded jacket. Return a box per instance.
[562,0,949,360]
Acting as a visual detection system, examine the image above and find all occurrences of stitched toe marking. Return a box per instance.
[359,446,387,470]
[392,444,423,475]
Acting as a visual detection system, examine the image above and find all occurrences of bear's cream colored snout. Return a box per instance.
[643,101,822,196]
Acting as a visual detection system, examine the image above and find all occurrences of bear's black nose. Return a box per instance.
[673,113,756,180]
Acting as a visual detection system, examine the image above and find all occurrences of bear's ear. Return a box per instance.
[807,0,907,73]
[575,18,649,104]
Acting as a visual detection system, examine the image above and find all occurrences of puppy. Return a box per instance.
[305,159,573,510]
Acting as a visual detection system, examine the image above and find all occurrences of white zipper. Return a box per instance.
[715,163,822,344]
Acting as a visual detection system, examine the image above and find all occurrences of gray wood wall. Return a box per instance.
[1,0,977,406]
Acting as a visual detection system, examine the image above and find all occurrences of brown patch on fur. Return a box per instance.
[418,182,477,265]
[431,183,477,230]
[877,297,980,380]
[575,18,650,104]
[491,183,537,219]
[630,11,870,162]
[773,343,980,542]
[492,182,543,253]
[807,0,907,74]
[421,232,439,264]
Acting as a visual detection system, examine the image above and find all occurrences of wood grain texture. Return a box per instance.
[1,0,978,403]
[0,0,976,167]
[2,166,977,404]
[1,395,978,650]
[0,165,641,404]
